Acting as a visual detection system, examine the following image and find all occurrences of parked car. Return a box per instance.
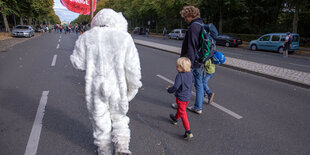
[215,34,242,47]
[35,25,44,33]
[168,29,186,40]
[12,25,35,38]
[249,33,299,53]
[133,27,145,35]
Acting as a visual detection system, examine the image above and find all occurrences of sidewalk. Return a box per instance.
[0,32,42,52]
[134,39,310,89]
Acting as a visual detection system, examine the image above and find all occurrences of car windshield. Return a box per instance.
[292,35,299,42]
[15,26,29,29]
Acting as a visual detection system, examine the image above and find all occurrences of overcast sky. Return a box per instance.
[53,0,80,22]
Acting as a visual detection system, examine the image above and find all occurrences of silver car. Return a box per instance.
[168,29,186,40]
[12,25,35,38]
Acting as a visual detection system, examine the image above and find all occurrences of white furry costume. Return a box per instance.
[70,8,142,155]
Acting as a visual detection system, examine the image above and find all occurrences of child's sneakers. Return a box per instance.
[169,114,178,125]
[171,103,178,109]
[184,130,193,140]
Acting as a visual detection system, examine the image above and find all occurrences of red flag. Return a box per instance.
[60,0,96,15]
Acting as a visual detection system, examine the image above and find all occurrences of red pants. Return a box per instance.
[175,98,190,131]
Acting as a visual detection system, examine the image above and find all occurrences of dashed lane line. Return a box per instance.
[24,91,49,155]
[51,55,57,67]
[56,44,59,49]
[156,74,243,119]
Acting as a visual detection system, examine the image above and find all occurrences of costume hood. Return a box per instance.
[91,8,128,32]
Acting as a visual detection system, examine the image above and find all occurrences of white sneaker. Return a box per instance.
[187,106,202,114]
[171,103,178,109]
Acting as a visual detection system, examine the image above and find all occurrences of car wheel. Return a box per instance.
[225,42,230,47]
[251,44,257,51]
[278,47,284,54]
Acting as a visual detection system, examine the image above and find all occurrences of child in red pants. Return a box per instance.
[166,57,193,139]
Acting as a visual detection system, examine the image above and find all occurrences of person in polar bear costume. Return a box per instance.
[70,8,142,155]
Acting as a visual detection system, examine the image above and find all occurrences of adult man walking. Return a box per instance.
[283,32,291,57]
[174,6,215,114]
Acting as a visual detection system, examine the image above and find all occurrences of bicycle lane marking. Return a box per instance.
[156,74,243,119]
[24,91,49,155]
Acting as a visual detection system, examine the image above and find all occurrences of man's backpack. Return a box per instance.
[212,51,226,65]
[193,22,218,64]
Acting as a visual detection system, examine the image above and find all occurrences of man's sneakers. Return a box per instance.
[171,103,178,109]
[184,130,194,140]
[187,106,202,114]
[169,114,178,125]
[208,93,215,104]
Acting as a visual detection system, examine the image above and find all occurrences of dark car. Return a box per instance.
[215,34,242,47]
[133,27,146,35]
[35,25,44,33]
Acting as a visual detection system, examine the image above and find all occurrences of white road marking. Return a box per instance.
[24,91,49,155]
[60,35,61,39]
[58,39,61,42]
[157,74,243,119]
[288,63,310,68]
[51,55,57,66]
[56,44,59,49]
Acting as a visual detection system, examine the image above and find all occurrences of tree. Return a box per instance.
[0,0,18,32]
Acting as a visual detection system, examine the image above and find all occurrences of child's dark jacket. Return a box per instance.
[167,72,192,102]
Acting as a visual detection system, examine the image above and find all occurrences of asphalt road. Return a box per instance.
[133,35,310,73]
[0,32,309,155]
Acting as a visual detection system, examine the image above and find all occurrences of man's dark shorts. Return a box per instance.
[284,43,290,51]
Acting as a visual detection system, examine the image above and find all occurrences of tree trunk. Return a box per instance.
[2,13,10,32]
[219,5,223,34]
[292,0,299,33]
[156,20,158,34]
[181,20,183,29]
[20,17,23,25]
[28,17,31,25]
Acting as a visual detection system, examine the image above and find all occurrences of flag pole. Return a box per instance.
[90,0,94,21]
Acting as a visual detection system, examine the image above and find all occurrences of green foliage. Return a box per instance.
[1,0,60,26]
[70,0,309,38]
[0,0,18,16]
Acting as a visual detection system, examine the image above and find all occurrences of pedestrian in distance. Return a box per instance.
[174,5,215,115]
[167,57,194,140]
[283,32,292,57]
[70,8,142,155]
[145,28,149,38]
[163,27,167,40]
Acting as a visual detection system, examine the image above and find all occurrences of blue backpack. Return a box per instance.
[212,51,226,64]
[193,22,218,64]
